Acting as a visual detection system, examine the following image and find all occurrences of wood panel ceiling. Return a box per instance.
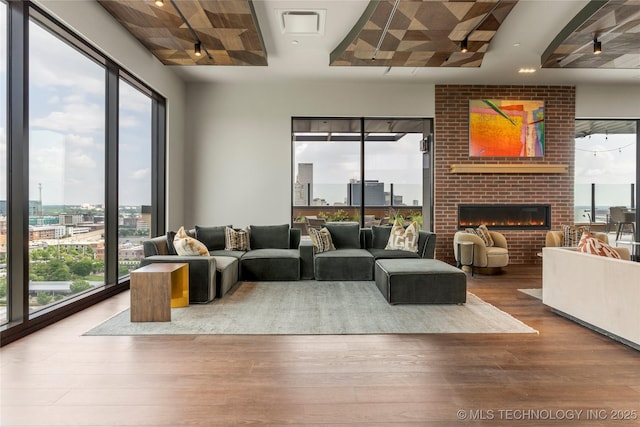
[542,0,640,69]
[97,0,267,66]
[97,0,640,72]
[330,0,518,68]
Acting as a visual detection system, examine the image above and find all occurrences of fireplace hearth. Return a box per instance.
[458,204,551,230]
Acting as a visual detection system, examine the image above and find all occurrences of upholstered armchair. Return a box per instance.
[453,230,509,274]
[545,229,630,260]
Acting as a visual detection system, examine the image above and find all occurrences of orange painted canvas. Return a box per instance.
[469,100,545,157]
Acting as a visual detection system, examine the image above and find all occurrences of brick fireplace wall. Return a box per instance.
[434,85,576,265]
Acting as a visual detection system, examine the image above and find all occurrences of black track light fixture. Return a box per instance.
[460,37,468,53]
[194,41,202,57]
[593,37,602,55]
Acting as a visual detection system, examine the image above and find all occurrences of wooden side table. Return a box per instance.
[130,263,189,322]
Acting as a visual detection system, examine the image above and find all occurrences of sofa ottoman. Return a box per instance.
[375,259,466,304]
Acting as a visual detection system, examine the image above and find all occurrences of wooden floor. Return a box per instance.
[2,264,639,426]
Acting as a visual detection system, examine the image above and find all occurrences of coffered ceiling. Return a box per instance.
[96,0,640,84]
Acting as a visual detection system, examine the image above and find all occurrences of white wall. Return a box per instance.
[35,0,187,231]
[184,81,435,227]
[576,85,640,118]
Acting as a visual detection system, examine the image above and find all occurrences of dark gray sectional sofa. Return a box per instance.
[141,222,437,303]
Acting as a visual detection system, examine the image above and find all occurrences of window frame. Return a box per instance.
[0,2,166,343]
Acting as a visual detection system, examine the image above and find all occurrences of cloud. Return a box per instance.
[30,103,104,134]
[68,151,97,169]
[130,168,150,180]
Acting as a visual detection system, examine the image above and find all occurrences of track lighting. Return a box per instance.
[194,41,202,57]
[460,37,468,53]
[593,37,602,55]
[154,0,164,6]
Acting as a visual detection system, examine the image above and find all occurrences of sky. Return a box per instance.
[0,13,152,207]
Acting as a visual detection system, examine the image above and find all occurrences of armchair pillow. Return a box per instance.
[476,224,494,247]
[324,222,361,249]
[250,224,290,249]
[174,226,209,256]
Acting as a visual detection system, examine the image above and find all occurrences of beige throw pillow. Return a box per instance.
[476,224,494,247]
[309,227,335,253]
[385,219,419,252]
[224,226,250,251]
[173,226,209,256]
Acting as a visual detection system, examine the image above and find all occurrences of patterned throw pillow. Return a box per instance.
[577,232,621,259]
[173,226,209,256]
[561,224,589,247]
[475,224,494,247]
[309,227,335,253]
[224,226,250,251]
[385,219,419,252]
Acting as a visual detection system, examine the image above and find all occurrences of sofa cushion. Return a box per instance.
[577,232,621,259]
[249,224,290,249]
[372,225,392,249]
[385,220,419,252]
[195,225,231,251]
[225,226,250,251]
[240,249,300,281]
[166,231,177,255]
[368,248,420,260]
[174,226,209,256]
[309,227,335,253]
[209,249,245,259]
[314,248,374,280]
[324,222,360,249]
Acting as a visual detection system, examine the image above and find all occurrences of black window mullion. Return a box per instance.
[105,62,118,286]
[6,0,29,324]
[151,96,166,237]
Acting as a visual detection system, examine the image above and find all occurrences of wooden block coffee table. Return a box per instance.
[130,263,189,322]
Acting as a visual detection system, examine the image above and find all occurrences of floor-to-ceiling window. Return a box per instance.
[0,3,166,344]
[292,117,431,233]
[0,1,7,325]
[118,79,152,278]
[574,119,638,240]
[28,18,106,313]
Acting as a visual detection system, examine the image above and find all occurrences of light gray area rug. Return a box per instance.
[519,288,542,300]
[85,281,538,336]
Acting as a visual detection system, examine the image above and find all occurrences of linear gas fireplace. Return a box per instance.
[458,204,551,230]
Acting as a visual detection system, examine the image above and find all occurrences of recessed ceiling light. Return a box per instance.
[518,67,536,74]
[513,42,521,47]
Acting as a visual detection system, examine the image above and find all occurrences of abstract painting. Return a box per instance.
[469,100,545,157]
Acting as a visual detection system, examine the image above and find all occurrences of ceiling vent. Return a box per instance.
[278,10,326,35]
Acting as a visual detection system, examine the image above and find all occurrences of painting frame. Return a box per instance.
[469,99,545,158]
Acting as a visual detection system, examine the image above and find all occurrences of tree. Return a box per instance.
[70,259,93,277]
[0,279,6,299]
[70,279,92,294]
[36,292,53,306]
[48,259,71,281]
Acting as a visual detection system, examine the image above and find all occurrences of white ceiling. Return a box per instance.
[170,0,640,85]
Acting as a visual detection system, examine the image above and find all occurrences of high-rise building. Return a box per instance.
[294,163,313,205]
[348,180,385,206]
